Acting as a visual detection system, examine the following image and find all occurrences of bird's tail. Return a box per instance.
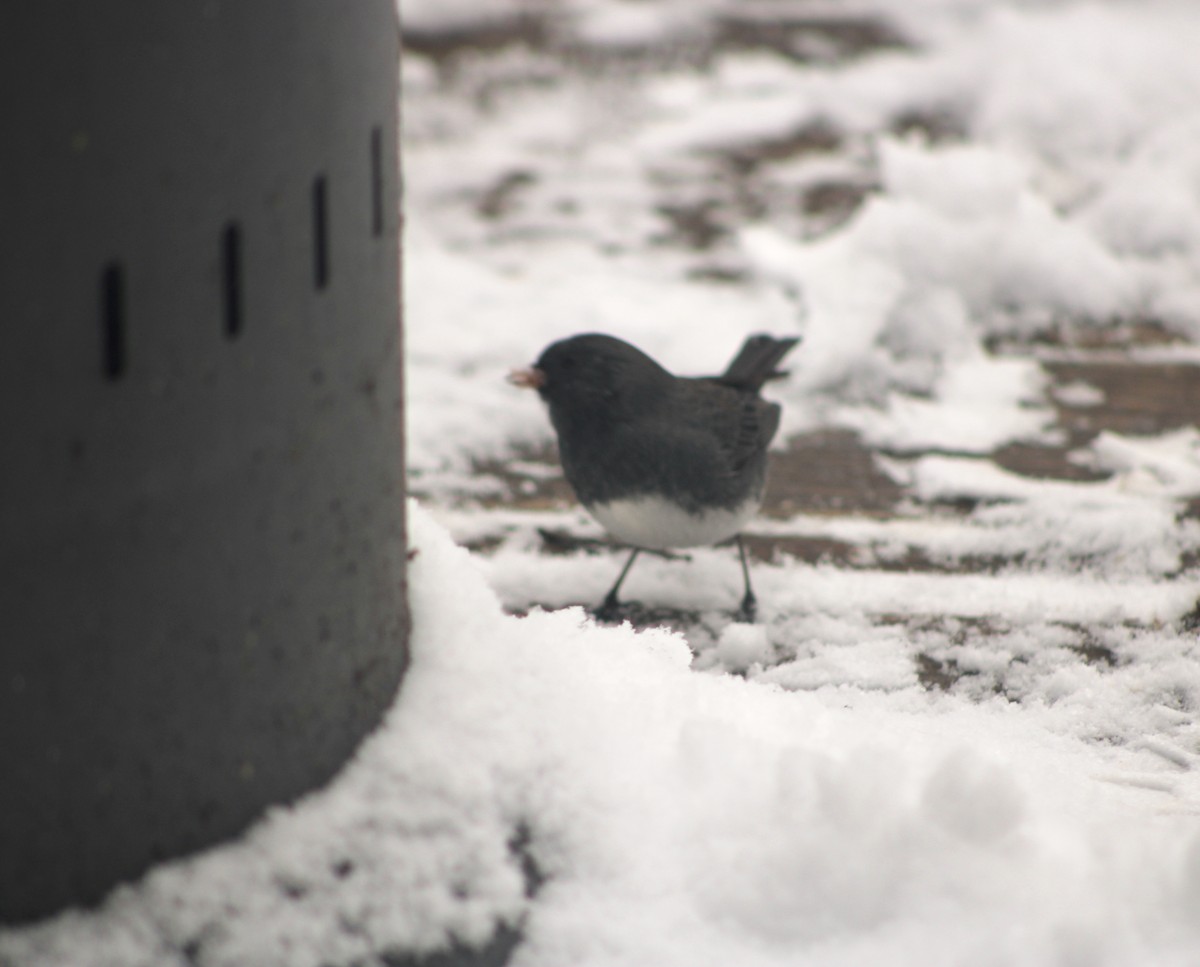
[718,334,801,391]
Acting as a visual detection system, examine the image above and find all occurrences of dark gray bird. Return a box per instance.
[510,332,799,621]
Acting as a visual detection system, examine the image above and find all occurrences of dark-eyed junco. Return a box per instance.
[510,332,799,621]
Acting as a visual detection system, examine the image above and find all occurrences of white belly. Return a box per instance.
[587,495,759,550]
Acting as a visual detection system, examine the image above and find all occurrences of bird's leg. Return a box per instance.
[736,535,757,623]
[595,548,640,621]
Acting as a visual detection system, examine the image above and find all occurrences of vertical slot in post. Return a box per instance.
[370,127,384,238]
[101,263,126,380]
[222,222,243,339]
[313,175,329,290]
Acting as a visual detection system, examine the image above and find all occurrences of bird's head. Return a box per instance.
[508,334,670,422]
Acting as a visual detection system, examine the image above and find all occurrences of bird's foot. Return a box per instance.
[736,591,758,624]
[592,593,626,623]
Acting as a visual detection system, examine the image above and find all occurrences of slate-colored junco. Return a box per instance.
[510,332,799,621]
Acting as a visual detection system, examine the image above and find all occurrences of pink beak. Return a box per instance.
[508,367,546,390]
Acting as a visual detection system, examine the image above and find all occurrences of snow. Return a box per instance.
[7,0,1200,964]
[6,507,1199,967]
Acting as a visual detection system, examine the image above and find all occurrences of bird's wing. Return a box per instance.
[680,380,781,475]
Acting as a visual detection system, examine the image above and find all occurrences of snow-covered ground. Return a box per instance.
[6,1,1200,965]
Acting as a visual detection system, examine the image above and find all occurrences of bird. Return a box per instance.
[509,332,799,622]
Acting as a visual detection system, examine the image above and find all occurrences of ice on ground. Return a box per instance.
[1082,427,1200,498]
[5,506,1200,967]
[713,621,773,673]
